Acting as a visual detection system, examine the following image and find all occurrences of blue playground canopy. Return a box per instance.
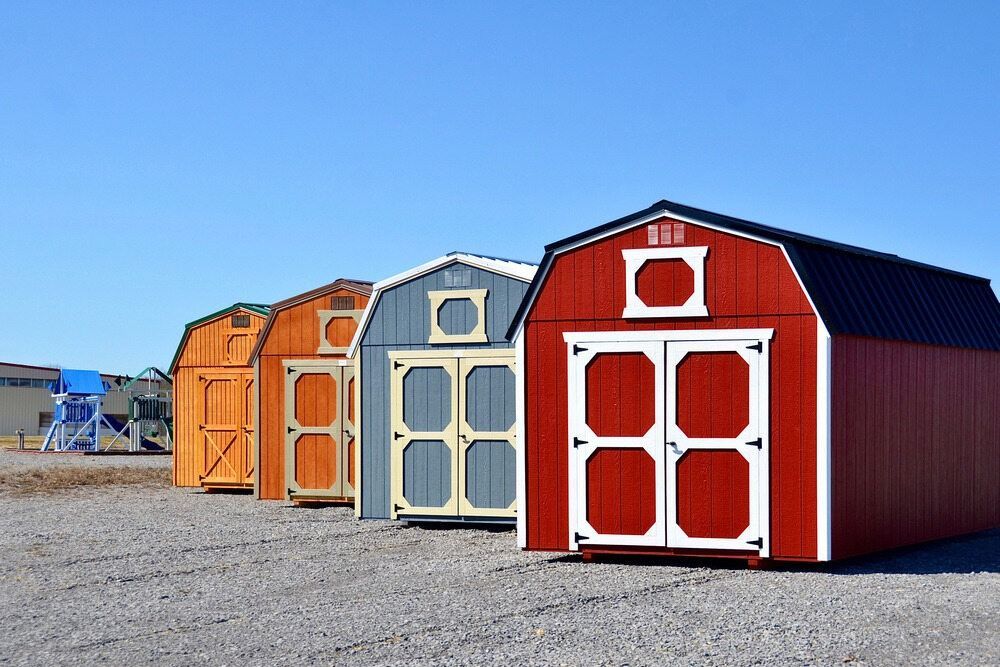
[50,369,109,396]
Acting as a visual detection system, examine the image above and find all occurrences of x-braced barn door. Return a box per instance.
[284,361,355,501]
[569,334,769,555]
[665,340,768,554]
[390,356,460,518]
[569,341,666,547]
[199,372,254,487]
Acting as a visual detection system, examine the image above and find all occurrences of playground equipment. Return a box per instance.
[105,367,173,452]
[39,367,173,452]
[40,370,116,451]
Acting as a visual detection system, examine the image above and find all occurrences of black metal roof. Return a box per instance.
[507,200,1000,351]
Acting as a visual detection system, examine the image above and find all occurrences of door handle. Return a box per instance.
[667,441,682,455]
[460,434,470,444]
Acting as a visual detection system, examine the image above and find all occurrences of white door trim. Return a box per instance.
[564,329,772,556]
[664,338,770,556]
[568,340,666,549]
[564,328,774,344]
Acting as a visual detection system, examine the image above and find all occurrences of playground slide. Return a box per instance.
[102,415,165,451]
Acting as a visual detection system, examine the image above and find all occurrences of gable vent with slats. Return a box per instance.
[444,268,472,288]
[331,296,355,310]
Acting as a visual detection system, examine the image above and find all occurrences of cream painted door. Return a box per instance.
[389,356,460,518]
[284,361,354,501]
[390,351,517,520]
[457,353,517,518]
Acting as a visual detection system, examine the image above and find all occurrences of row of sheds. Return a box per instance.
[169,200,1000,564]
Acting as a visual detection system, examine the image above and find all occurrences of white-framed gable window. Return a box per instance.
[622,246,709,319]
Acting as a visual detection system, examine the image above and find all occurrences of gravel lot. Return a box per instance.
[1,450,997,666]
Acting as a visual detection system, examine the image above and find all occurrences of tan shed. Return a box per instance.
[248,279,373,503]
[169,303,269,489]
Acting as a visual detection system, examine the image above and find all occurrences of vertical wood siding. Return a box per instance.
[523,218,819,559]
[256,288,370,500]
[172,309,266,487]
[359,263,529,518]
[831,336,1000,559]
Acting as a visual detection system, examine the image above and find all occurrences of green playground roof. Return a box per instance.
[119,367,173,391]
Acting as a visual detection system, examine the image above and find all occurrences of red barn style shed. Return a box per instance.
[508,200,1000,564]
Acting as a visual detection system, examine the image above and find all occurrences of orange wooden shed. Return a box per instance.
[248,279,373,503]
[169,303,270,490]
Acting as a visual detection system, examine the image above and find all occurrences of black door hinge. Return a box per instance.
[287,366,295,375]
[394,504,405,514]
[744,437,762,450]
[393,361,403,370]
[287,426,297,434]
[746,341,762,353]
[574,532,590,542]
[573,437,588,448]
[287,488,295,497]
[394,431,404,440]
[572,344,589,356]
[746,537,763,548]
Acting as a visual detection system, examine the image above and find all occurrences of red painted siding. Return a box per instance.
[524,217,819,559]
[831,335,1000,560]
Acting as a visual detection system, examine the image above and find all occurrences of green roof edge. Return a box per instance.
[168,302,271,374]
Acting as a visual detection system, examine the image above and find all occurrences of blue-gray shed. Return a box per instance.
[348,252,537,521]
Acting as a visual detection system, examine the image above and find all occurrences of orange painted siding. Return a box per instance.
[257,287,371,500]
[172,308,266,488]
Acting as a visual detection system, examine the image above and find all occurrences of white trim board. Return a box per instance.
[515,330,527,548]
[563,328,775,344]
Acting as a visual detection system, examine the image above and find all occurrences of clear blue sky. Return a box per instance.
[1,2,997,374]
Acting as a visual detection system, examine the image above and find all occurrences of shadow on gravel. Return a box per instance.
[546,529,1000,575]
[821,529,1000,576]
[402,521,515,533]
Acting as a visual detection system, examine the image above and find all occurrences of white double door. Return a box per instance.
[567,332,770,555]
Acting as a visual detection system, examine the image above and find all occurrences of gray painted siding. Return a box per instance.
[465,439,515,509]
[465,365,515,432]
[402,367,452,432]
[359,262,529,519]
[403,439,452,507]
[438,298,478,336]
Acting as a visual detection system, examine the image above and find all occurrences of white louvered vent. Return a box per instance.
[647,222,686,246]
[444,268,472,287]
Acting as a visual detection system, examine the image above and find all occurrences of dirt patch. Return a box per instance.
[0,465,171,495]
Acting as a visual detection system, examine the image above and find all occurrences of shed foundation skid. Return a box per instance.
[170,303,269,490]
[249,279,373,504]
[510,200,1000,564]
[349,253,536,524]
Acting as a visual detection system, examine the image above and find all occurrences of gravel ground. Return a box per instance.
[1,450,997,666]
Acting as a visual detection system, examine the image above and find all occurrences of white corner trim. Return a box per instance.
[514,330,527,548]
[816,319,833,561]
[622,246,710,319]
